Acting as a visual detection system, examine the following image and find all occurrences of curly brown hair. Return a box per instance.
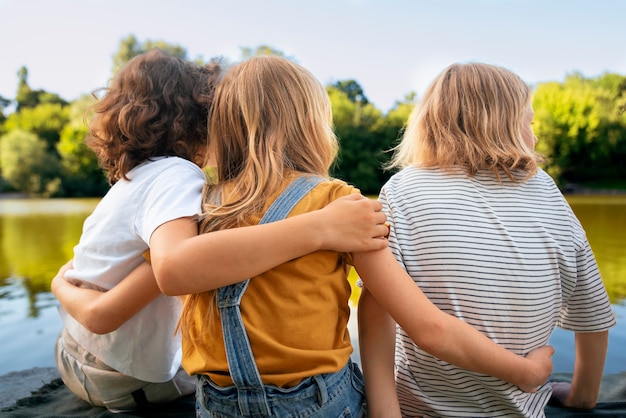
[86,49,222,183]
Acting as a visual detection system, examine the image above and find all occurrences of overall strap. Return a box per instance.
[216,175,324,416]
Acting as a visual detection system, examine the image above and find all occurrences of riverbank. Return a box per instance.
[2,367,626,417]
[562,183,626,195]
[0,367,194,417]
[0,367,59,409]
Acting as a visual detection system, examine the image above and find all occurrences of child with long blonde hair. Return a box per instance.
[51,49,391,413]
[157,56,555,417]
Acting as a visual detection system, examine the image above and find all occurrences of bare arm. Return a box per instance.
[551,330,608,409]
[51,260,161,334]
[151,194,389,295]
[353,247,554,392]
[358,287,402,418]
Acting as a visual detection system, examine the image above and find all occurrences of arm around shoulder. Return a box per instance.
[150,195,389,296]
[353,247,554,392]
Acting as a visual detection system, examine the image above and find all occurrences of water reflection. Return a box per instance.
[567,196,626,302]
[0,196,625,375]
[0,199,97,318]
[2,196,624,318]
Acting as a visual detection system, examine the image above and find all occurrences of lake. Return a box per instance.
[0,195,625,376]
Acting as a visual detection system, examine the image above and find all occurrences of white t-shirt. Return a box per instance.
[380,166,616,417]
[60,156,205,382]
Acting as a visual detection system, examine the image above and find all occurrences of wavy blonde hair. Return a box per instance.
[179,55,339,338]
[389,62,542,181]
[200,55,338,230]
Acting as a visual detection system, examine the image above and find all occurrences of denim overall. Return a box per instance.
[196,176,366,418]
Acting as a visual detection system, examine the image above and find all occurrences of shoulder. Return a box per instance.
[525,169,569,205]
[289,177,357,215]
[315,177,359,201]
[154,156,204,176]
[130,156,203,176]
[385,166,448,184]
[383,166,457,196]
[139,157,206,186]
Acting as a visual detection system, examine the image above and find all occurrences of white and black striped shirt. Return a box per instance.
[380,166,616,417]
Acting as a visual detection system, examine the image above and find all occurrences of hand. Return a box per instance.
[319,194,389,253]
[519,345,554,392]
[50,259,74,295]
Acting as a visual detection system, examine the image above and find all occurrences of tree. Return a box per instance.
[3,103,69,154]
[533,78,601,185]
[533,72,626,187]
[333,80,369,105]
[57,95,109,197]
[111,34,189,74]
[376,92,417,167]
[0,95,10,126]
[0,129,61,196]
[328,82,388,194]
[14,66,67,111]
[326,82,419,194]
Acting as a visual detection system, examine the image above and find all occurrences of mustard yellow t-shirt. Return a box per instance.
[182,177,357,388]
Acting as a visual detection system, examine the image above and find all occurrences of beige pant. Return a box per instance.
[55,329,195,412]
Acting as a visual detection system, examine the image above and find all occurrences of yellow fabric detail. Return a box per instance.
[182,177,358,388]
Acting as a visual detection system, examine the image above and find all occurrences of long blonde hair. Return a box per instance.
[180,55,339,338]
[389,62,542,181]
[202,55,338,230]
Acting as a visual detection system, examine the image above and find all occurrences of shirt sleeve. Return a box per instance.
[136,161,206,243]
[557,225,617,332]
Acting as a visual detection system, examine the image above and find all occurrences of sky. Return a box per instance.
[1,0,625,113]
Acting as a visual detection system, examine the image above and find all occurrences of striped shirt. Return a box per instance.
[380,166,616,417]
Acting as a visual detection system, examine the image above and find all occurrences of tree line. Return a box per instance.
[1,35,625,198]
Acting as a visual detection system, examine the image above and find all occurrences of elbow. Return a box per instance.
[81,306,118,335]
[408,316,448,355]
[152,256,185,296]
[87,323,116,335]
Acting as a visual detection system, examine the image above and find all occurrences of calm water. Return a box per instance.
[0,196,625,376]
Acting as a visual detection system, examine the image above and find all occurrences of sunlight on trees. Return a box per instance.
[0,129,61,196]
[0,36,625,197]
[533,72,626,187]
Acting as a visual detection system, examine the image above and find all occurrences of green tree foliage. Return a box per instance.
[328,82,396,194]
[3,103,69,154]
[15,67,38,111]
[111,34,188,74]
[15,66,67,112]
[376,93,417,167]
[333,80,369,105]
[57,95,109,197]
[0,129,61,196]
[533,72,626,187]
[1,37,625,197]
[0,95,10,126]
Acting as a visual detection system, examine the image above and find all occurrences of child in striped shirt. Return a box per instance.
[359,62,616,417]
